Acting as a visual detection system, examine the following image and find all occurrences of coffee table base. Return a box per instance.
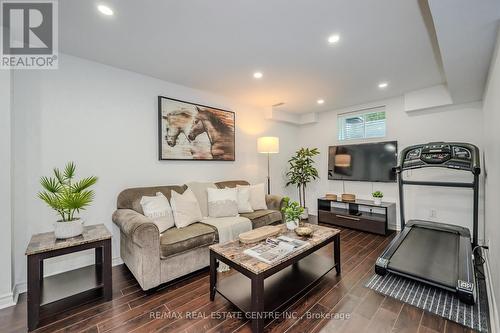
[210,233,340,333]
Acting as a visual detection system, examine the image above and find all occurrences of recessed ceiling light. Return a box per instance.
[328,34,340,44]
[378,82,389,89]
[97,4,114,16]
[253,72,263,79]
[317,99,325,105]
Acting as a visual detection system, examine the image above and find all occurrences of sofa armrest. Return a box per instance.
[112,209,159,248]
[266,194,284,211]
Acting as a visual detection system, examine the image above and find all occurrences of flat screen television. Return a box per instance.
[328,141,398,182]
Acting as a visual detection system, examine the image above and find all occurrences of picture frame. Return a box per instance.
[158,96,236,161]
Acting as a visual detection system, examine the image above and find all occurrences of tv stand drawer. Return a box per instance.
[318,211,386,235]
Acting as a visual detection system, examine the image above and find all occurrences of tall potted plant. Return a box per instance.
[285,147,320,219]
[38,162,98,239]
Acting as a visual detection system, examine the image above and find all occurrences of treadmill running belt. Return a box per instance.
[388,226,458,289]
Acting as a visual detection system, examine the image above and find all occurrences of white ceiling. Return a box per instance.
[59,0,447,113]
[428,0,500,105]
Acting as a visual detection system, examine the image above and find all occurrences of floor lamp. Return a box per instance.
[257,137,279,194]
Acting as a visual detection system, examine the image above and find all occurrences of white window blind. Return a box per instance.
[338,108,386,141]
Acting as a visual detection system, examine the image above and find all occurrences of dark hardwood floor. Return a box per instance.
[0,226,475,333]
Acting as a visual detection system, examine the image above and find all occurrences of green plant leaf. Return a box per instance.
[64,162,76,181]
[53,168,65,185]
[40,176,61,193]
[72,176,98,193]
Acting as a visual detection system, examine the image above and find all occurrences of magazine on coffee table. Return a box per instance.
[243,236,309,264]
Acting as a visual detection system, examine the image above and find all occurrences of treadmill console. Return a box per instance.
[402,142,474,171]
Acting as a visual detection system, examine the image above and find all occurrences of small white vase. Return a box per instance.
[286,218,299,231]
[373,197,382,205]
[54,219,84,239]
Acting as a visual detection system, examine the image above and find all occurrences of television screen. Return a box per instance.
[328,141,398,182]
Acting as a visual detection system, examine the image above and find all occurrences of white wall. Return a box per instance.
[483,29,500,319]
[11,54,299,288]
[0,70,13,306]
[297,97,484,235]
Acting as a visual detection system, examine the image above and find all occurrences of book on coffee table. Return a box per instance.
[243,235,308,264]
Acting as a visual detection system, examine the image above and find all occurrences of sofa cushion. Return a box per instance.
[215,180,250,189]
[160,223,217,258]
[170,188,203,228]
[140,192,175,233]
[241,209,282,229]
[117,185,187,214]
[186,181,217,218]
[207,187,239,218]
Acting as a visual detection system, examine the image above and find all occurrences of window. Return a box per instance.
[338,109,386,141]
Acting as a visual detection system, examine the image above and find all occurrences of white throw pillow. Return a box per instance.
[207,187,239,218]
[186,182,217,218]
[238,183,267,210]
[236,186,254,213]
[170,188,203,228]
[140,192,175,233]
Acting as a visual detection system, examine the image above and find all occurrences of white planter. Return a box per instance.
[300,207,309,220]
[285,219,299,231]
[54,219,84,239]
[373,197,382,205]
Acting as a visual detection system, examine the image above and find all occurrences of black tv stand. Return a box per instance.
[318,197,396,235]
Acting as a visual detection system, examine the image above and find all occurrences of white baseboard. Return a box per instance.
[0,291,16,310]
[112,257,124,266]
[483,248,500,333]
[9,256,125,309]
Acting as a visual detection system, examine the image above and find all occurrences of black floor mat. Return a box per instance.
[365,273,489,332]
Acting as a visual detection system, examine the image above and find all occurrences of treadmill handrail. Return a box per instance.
[401,180,475,188]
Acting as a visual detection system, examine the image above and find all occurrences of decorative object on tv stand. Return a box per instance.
[257,136,279,194]
[341,181,356,202]
[325,193,338,200]
[158,96,235,161]
[38,162,98,239]
[281,197,304,230]
[285,147,320,219]
[341,193,356,202]
[372,190,383,205]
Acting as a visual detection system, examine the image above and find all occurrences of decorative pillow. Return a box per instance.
[207,187,239,218]
[170,188,203,228]
[238,183,267,211]
[140,192,175,233]
[236,186,254,213]
[186,181,217,218]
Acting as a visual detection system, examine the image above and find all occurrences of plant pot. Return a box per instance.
[300,207,309,220]
[54,219,84,239]
[373,197,382,205]
[285,218,299,231]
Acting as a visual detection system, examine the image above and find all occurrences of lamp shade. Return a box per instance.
[257,137,279,154]
[335,154,351,167]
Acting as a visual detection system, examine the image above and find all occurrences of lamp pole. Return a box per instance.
[267,152,271,194]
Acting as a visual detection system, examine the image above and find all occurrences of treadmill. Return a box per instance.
[375,142,480,305]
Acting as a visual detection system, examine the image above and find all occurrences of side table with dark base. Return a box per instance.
[25,224,112,331]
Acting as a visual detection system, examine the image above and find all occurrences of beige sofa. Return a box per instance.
[112,180,284,290]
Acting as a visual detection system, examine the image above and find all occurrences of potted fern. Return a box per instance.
[285,147,320,219]
[38,162,98,239]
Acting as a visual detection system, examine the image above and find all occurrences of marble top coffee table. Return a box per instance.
[209,223,341,333]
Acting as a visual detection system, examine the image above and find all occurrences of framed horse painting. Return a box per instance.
[158,96,236,161]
